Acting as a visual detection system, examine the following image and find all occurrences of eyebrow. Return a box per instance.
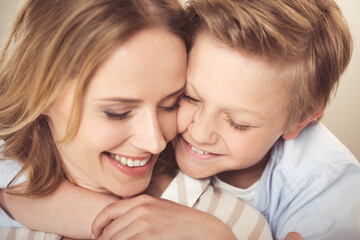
[188,82,265,122]
[231,107,266,122]
[96,85,185,103]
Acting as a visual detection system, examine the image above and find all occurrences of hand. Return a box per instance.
[285,232,304,240]
[92,194,236,240]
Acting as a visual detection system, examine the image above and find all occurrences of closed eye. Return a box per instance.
[158,102,179,112]
[105,111,131,120]
[228,117,250,131]
[182,94,199,103]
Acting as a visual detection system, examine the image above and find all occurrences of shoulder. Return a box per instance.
[0,160,25,189]
[274,123,359,194]
[258,123,360,239]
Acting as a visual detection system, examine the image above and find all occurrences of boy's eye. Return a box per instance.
[182,94,199,103]
[228,118,250,132]
[105,111,131,120]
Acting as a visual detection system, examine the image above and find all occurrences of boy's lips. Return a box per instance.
[181,137,220,160]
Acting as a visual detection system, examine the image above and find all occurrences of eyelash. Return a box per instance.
[159,102,179,112]
[183,93,249,132]
[105,102,179,121]
[182,94,199,103]
[228,118,250,131]
[105,111,131,120]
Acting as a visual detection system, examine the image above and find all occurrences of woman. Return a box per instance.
[0,0,186,236]
[0,0,271,239]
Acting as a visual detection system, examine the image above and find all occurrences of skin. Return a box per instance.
[0,32,309,240]
[45,28,186,197]
[91,32,311,240]
[173,33,319,189]
[0,28,238,240]
[0,28,187,239]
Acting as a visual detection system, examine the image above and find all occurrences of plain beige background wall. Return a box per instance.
[1,0,359,160]
[321,0,360,161]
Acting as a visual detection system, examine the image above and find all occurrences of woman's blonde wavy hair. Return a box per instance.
[0,0,189,197]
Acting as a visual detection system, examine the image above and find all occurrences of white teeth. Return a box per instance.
[127,159,134,167]
[110,154,150,167]
[133,160,141,167]
[120,157,127,165]
[190,144,209,155]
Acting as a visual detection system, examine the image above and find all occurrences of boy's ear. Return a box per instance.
[282,107,324,140]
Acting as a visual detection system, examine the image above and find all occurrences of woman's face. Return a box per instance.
[46,28,186,197]
[173,33,291,181]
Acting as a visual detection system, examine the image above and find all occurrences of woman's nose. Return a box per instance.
[133,111,167,154]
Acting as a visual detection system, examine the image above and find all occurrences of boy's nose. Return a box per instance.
[188,110,218,145]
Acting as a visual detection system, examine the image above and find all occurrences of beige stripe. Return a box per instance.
[26,229,36,240]
[226,199,246,228]
[206,187,221,215]
[176,172,188,205]
[200,179,208,192]
[7,228,16,240]
[193,199,200,208]
[247,214,266,240]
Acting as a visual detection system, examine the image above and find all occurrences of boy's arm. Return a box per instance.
[0,180,119,239]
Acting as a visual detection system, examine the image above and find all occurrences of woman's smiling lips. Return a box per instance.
[105,152,153,177]
[108,152,151,167]
[181,137,220,160]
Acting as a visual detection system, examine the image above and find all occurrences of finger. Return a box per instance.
[98,200,161,240]
[108,218,154,240]
[92,195,154,238]
[285,232,304,240]
[97,217,130,240]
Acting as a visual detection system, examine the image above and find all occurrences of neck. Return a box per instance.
[144,173,174,197]
[217,150,271,189]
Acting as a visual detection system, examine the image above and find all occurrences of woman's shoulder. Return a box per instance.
[0,160,25,189]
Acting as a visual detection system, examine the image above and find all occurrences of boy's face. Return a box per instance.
[173,33,293,181]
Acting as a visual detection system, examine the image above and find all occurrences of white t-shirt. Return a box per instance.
[212,175,259,205]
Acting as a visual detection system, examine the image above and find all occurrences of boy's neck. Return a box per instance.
[216,150,271,189]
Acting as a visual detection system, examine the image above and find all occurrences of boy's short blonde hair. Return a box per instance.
[186,0,352,130]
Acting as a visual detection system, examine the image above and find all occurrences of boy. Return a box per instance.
[171,0,360,239]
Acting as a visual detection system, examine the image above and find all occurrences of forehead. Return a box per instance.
[187,33,293,117]
[85,28,187,101]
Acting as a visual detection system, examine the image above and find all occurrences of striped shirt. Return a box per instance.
[0,168,272,239]
[0,228,60,240]
[161,171,272,240]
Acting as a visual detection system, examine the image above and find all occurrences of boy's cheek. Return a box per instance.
[177,103,195,133]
